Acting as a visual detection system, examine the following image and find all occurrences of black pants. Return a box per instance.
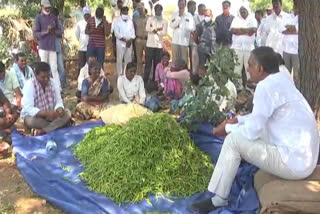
[198,50,209,67]
[144,47,162,82]
[78,51,87,75]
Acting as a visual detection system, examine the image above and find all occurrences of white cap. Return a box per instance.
[83,6,91,15]
[41,0,51,7]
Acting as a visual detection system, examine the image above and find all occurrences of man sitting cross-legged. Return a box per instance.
[21,62,71,135]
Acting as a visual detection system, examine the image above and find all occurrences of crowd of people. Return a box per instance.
[0,0,319,212]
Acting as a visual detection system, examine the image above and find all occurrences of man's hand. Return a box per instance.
[16,102,22,111]
[56,108,65,117]
[46,111,59,121]
[126,40,132,48]
[152,29,158,34]
[212,120,228,137]
[120,38,127,42]
[134,95,140,104]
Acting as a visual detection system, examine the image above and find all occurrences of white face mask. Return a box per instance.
[42,9,50,15]
[199,15,205,22]
[204,16,212,23]
[121,15,129,21]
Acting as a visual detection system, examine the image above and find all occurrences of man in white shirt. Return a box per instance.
[75,6,91,74]
[230,4,257,90]
[170,0,195,63]
[144,4,168,83]
[282,6,299,87]
[114,6,136,76]
[21,62,71,135]
[117,62,146,104]
[190,47,319,213]
[187,0,199,74]
[256,0,289,54]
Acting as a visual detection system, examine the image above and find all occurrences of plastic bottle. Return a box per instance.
[46,139,57,154]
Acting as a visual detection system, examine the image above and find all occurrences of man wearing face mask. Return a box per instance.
[197,9,216,68]
[144,4,168,84]
[33,0,62,90]
[170,0,195,64]
[215,0,234,47]
[195,4,206,26]
[230,4,257,91]
[85,7,110,68]
[113,7,136,76]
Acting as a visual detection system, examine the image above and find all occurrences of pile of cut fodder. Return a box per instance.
[74,113,213,204]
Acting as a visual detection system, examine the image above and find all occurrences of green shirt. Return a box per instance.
[0,71,19,104]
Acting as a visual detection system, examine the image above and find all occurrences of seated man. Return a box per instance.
[0,88,18,141]
[0,61,22,110]
[117,62,146,105]
[75,61,110,120]
[21,62,71,135]
[76,53,105,99]
[10,52,34,90]
[190,47,319,213]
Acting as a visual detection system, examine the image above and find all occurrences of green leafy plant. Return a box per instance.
[181,46,239,130]
[74,113,213,204]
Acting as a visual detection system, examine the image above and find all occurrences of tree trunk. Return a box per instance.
[296,0,320,118]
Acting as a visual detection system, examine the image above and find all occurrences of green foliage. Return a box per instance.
[249,0,293,12]
[181,46,239,130]
[74,113,213,204]
[0,37,12,67]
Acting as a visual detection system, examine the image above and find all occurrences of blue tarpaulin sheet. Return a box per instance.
[12,121,259,214]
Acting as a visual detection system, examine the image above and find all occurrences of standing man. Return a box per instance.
[134,3,149,75]
[282,4,299,87]
[75,6,91,75]
[114,6,136,76]
[85,7,110,68]
[194,4,206,26]
[215,0,234,47]
[111,0,124,60]
[188,0,199,74]
[10,52,34,90]
[52,7,66,89]
[33,0,62,89]
[144,4,168,83]
[197,9,216,67]
[230,5,257,90]
[170,0,195,64]
[257,0,289,54]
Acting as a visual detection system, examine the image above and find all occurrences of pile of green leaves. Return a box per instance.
[74,113,213,204]
[181,46,239,130]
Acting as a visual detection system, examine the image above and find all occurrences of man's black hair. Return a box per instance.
[162,51,170,59]
[154,4,163,11]
[121,6,129,13]
[272,0,282,5]
[34,62,51,75]
[251,47,280,74]
[222,0,231,6]
[126,62,137,71]
[198,4,206,10]
[255,9,264,16]
[15,52,26,61]
[51,7,59,16]
[187,0,196,8]
[174,58,188,70]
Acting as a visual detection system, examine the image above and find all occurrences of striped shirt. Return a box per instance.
[85,17,106,48]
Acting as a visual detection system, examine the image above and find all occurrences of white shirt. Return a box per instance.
[230,15,257,51]
[258,11,290,54]
[282,14,298,55]
[113,17,136,48]
[146,16,168,49]
[170,11,195,46]
[117,75,146,104]
[77,63,105,91]
[75,19,89,51]
[21,79,64,117]
[226,71,319,177]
